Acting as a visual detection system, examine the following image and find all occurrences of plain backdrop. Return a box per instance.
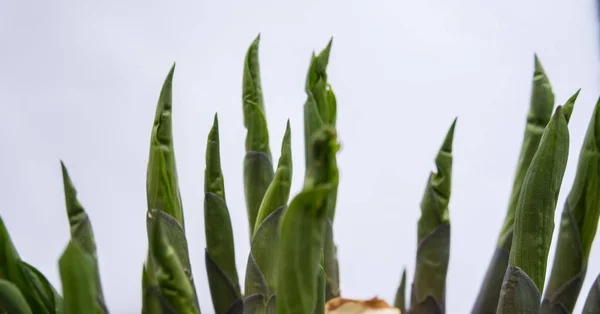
[1,0,600,313]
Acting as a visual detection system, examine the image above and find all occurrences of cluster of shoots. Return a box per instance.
[1,35,600,314]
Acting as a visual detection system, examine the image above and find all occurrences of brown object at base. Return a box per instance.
[325,297,401,314]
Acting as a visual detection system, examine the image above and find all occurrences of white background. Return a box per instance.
[1,0,600,313]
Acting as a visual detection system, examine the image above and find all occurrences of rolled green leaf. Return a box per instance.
[144,64,199,310]
[253,120,292,233]
[583,273,600,313]
[323,219,340,301]
[497,92,579,313]
[141,264,161,314]
[147,208,200,314]
[277,126,339,314]
[313,263,326,314]
[19,262,64,314]
[302,39,339,221]
[0,217,58,314]
[409,119,456,314]
[541,96,600,313]
[204,114,242,314]
[472,54,555,314]
[242,34,274,235]
[0,279,32,314]
[60,162,107,312]
[394,268,407,313]
[58,241,98,314]
[146,63,185,226]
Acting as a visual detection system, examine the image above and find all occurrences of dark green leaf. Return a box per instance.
[473,55,555,314]
[205,250,242,314]
[243,294,266,314]
[410,119,456,314]
[19,262,64,314]
[244,253,268,297]
[541,96,600,314]
[496,265,541,313]
[0,217,50,314]
[0,279,32,314]
[394,268,406,312]
[147,208,199,314]
[583,273,600,313]
[59,242,98,314]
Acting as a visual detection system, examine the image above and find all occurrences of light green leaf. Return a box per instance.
[58,241,98,314]
[147,208,199,314]
[277,126,339,314]
[242,34,274,235]
[254,121,292,233]
[60,162,106,312]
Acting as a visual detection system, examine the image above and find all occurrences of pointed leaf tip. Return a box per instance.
[534,54,545,73]
[441,118,457,153]
[562,89,580,123]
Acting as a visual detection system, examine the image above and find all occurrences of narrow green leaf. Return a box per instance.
[498,92,579,311]
[254,120,293,233]
[242,34,274,235]
[508,92,578,291]
[473,55,555,314]
[583,273,600,313]
[323,219,340,301]
[147,63,185,226]
[147,208,199,314]
[58,241,97,314]
[60,162,106,311]
[0,279,32,314]
[394,268,406,312]
[302,40,339,223]
[205,250,242,314]
[145,65,199,308]
[204,114,242,313]
[410,119,456,314]
[0,217,51,314]
[313,264,326,314]
[541,96,600,313]
[277,126,339,314]
[141,263,162,314]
